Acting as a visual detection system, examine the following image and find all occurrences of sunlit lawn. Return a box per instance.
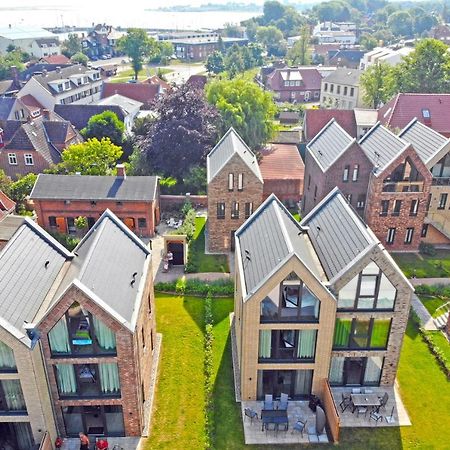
[392,250,450,278]
[418,294,448,317]
[109,67,172,83]
[144,294,450,450]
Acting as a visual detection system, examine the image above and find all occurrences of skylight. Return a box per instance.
[422,109,431,119]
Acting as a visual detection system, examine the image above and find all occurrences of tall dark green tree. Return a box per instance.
[61,34,82,58]
[206,51,225,74]
[361,63,396,108]
[81,111,125,145]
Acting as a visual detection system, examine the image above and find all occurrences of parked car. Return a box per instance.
[90,56,98,61]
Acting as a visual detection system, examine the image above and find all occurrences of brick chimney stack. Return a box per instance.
[116,164,126,178]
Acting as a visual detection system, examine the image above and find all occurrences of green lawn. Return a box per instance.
[424,330,450,362]
[188,217,229,273]
[392,250,450,278]
[109,67,172,83]
[145,292,450,450]
[418,295,448,318]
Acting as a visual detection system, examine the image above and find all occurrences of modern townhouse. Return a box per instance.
[320,68,364,109]
[207,128,264,253]
[302,120,434,251]
[18,65,103,110]
[0,209,157,443]
[234,190,413,402]
[30,167,160,238]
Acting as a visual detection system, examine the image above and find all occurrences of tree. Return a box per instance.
[71,52,88,66]
[61,34,82,58]
[53,138,123,175]
[248,43,264,66]
[0,51,25,81]
[245,19,259,42]
[287,25,310,65]
[81,111,125,145]
[361,63,396,108]
[387,11,413,37]
[74,216,88,231]
[263,1,286,23]
[206,51,225,74]
[207,77,277,150]
[183,166,207,194]
[412,10,437,35]
[9,173,37,213]
[360,34,378,51]
[140,84,220,180]
[149,41,174,65]
[0,169,12,196]
[224,44,246,77]
[256,26,286,56]
[314,1,351,22]
[118,29,158,80]
[396,38,450,93]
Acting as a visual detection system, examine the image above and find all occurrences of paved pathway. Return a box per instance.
[410,277,450,286]
[411,294,437,330]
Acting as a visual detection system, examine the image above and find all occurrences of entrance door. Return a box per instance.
[56,216,67,233]
[261,370,295,399]
[344,357,365,385]
[168,242,184,265]
[230,230,236,251]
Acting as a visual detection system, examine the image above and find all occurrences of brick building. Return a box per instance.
[207,128,263,253]
[30,166,160,238]
[259,143,304,205]
[265,68,322,103]
[234,191,413,401]
[302,119,372,218]
[36,209,155,438]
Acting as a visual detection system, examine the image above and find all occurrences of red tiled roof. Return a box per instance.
[142,75,171,90]
[19,94,44,113]
[41,54,71,65]
[0,190,15,220]
[378,93,450,136]
[304,109,357,141]
[187,75,208,89]
[259,144,304,180]
[102,83,160,108]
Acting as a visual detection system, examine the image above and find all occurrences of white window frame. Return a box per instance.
[404,227,414,244]
[24,154,34,166]
[228,173,234,191]
[238,173,243,191]
[352,164,359,181]
[343,166,349,182]
[8,153,17,165]
[387,228,396,244]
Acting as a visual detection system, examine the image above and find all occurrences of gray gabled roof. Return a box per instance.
[236,194,322,296]
[323,67,362,86]
[207,127,262,183]
[399,118,450,168]
[307,118,355,171]
[301,188,377,281]
[0,97,16,120]
[359,122,409,175]
[30,173,159,202]
[0,218,73,346]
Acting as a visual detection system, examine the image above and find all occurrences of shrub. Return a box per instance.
[204,292,214,449]
[172,209,196,241]
[419,241,436,256]
[155,278,234,296]
[175,277,186,294]
[49,231,80,251]
[181,200,193,216]
[419,329,450,379]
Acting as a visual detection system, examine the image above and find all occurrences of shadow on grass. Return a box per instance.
[405,314,420,339]
[182,295,205,332]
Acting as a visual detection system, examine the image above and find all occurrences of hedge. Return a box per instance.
[155,278,234,296]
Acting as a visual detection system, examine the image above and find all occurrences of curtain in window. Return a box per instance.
[2,380,26,410]
[364,357,383,384]
[329,357,344,385]
[56,364,77,395]
[93,316,116,351]
[297,330,316,359]
[14,423,34,450]
[294,370,313,396]
[258,330,272,358]
[99,363,120,394]
[0,341,16,370]
[48,317,71,353]
[333,319,351,347]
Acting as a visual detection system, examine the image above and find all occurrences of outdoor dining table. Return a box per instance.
[260,409,289,432]
[351,393,381,412]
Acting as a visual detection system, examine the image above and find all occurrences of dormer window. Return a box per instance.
[422,109,431,119]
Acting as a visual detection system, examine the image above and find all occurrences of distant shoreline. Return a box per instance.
[146,4,262,13]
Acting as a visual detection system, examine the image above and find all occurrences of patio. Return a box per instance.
[241,400,330,445]
[60,436,141,450]
[331,384,411,427]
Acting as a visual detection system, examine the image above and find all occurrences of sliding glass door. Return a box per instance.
[257,369,313,399]
[329,356,384,386]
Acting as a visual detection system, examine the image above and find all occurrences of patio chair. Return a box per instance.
[339,393,352,412]
[378,392,389,411]
[308,405,326,443]
[166,217,176,228]
[356,406,368,418]
[279,393,289,411]
[263,394,274,410]
[174,220,183,229]
[369,410,383,425]
[292,418,307,438]
[244,407,258,424]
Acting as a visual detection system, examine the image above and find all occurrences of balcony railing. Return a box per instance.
[432,177,450,186]
[382,181,424,193]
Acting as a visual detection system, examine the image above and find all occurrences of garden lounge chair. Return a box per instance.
[244,407,258,424]
[308,405,327,443]
[279,393,289,411]
[339,393,352,412]
[378,392,389,411]
[369,410,383,425]
[292,418,307,438]
[263,394,274,410]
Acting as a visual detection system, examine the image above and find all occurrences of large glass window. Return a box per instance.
[330,356,384,386]
[329,357,344,385]
[0,380,26,412]
[49,304,116,356]
[363,357,383,385]
[257,369,313,399]
[337,262,397,310]
[0,341,16,372]
[333,318,392,350]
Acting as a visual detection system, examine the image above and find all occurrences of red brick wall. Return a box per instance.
[302,143,372,218]
[160,194,208,211]
[32,198,159,237]
[263,179,302,203]
[0,150,54,179]
[364,148,432,251]
[208,153,263,252]
[38,274,155,437]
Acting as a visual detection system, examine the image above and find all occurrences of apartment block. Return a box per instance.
[207,128,264,253]
[234,190,413,401]
[320,68,364,109]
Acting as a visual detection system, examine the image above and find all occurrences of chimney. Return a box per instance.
[10,65,19,87]
[42,109,50,120]
[55,66,61,73]
[42,68,47,76]
[116,164,126,178]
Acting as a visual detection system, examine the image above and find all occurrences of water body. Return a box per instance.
[0,4,258,30]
